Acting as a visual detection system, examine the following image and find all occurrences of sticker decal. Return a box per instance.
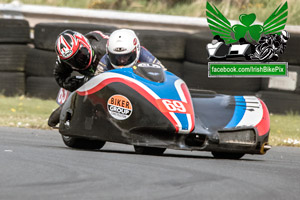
[107,95,133,120]
[56,88,70,105]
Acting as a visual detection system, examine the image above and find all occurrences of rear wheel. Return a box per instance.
[62,136,105,150]
[134,145,166,156]
[211,151,245,159]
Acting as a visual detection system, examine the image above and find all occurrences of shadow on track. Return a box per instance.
[49,144,262,161]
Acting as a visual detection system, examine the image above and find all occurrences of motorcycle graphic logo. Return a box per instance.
[206,1,290,62]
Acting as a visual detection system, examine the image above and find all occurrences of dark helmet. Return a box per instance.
[55,30,93,70]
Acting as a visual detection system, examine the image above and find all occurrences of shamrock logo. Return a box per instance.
[232,14,263,42]
[206,1,288,44]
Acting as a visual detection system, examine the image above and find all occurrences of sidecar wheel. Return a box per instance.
[211,151,245,159]
[62,136,105,150]
[134,145,166,156]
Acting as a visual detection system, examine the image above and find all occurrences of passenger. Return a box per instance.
[97,28,163,71]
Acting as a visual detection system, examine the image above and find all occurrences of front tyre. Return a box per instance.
[211,151,245,159]
[62,136,106,150]
[134,145,166,156]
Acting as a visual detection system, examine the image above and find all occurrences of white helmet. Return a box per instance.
[107,29,141,68]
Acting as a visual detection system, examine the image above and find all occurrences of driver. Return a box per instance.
[96,28,163,72]
[48,29,109,127]
[53,29,109,91]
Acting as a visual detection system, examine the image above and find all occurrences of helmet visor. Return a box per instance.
[65,45,91,70]
[108,51,137,67]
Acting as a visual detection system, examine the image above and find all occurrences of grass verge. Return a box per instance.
[0,95,57,129]
[0,95,299,147]
[269,112,300,147]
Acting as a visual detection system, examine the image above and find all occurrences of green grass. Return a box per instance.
[0,95,299,147]
[2,0,300,25]
[269,112,300,147]
[0,95,57,129]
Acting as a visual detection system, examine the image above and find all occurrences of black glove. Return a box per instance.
[63,76,85,92]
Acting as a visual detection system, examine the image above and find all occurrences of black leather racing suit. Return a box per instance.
[48,31,109,127]
[53,31,109,92]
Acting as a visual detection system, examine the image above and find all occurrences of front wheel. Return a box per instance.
[134,145,166,156]
[211,151,245,159]
[62,135,106,150]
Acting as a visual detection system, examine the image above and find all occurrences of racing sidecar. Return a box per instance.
[58,62,271,159]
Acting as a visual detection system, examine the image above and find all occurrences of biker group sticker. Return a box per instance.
[107,95,133,120]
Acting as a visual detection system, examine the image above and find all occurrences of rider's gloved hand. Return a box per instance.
[63,76,85,92]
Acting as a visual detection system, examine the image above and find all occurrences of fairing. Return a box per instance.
[58,64,270,154]
[75,68,195,134]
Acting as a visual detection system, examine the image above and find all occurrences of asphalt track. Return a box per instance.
[1,127,300,200]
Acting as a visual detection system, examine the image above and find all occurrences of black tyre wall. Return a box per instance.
[0,45,29,71]
[26,76,60,99]
[185,31,213,64]
[160,59,183,78]
[135,30,188,60]
[256,90,300,114]
[25,48,57,77]
[0,72,25,96]
[34,23,117,51]
[182,61,261,93]
[0,19,30,44]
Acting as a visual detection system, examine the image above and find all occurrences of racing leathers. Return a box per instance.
[54,31,109,92]
[48,31,109,127]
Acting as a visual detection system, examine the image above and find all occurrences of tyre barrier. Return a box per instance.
[256,90,300,114]
[0,72,25,96]
[24,47,58,98]
[26,76,60,99]
[24,48,59,98]
[0,19,30,96]
[0,19,30,44]
[0,45,29,72]
[34,23,117,51]
[135,30,188,60]
[25,48,57,77]
[160,59,183,78]
[185,31,213,64]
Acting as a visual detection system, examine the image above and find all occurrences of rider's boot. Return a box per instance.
[48,106,62,127]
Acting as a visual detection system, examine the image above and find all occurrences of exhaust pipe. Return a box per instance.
[260,142,272,154]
